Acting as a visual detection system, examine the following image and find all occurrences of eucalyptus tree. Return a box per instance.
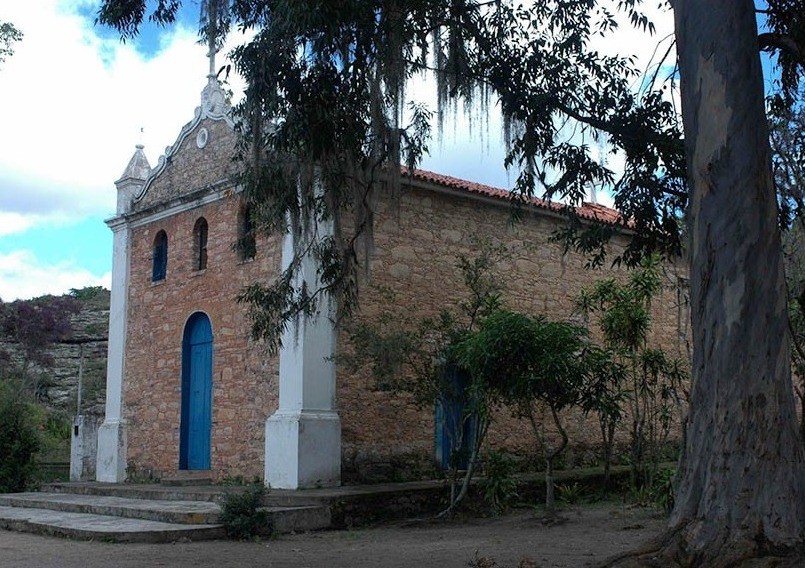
[627,2,805,566]
[97,0,805,564]
[98,0,685,348]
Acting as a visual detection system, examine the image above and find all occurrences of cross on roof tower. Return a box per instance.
[199,0,228,117]
[205,0,219,80]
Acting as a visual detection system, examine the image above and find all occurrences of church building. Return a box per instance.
[94,51,686,490]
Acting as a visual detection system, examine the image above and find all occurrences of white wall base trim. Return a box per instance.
[264,410,341,489]
[96,419,128,483]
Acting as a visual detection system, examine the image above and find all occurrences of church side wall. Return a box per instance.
[338,185,688,482]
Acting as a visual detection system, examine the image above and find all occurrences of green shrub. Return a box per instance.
[556,481,584,505]
[629,466,675,512]
[651,467,676,513]
[0,384,41,493]
[479,450,518,514]
[219,483,270,539]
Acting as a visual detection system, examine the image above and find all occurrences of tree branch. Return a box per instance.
[759,33,805,67]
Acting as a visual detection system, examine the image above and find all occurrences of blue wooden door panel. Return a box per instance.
[188,342,212,469]
[181,313,213,471]
[435,366,475,470]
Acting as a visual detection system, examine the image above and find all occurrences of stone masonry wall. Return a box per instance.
[338,184,689,480]
[136,118,239,210]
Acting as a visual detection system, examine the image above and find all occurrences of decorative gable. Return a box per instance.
[132,78,240,212]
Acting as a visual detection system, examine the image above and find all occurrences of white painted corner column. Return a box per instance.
[265,221,341,489]
[96,217,131,482]
[96,146,150,482]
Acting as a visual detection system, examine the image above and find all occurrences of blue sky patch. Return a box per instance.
[77,1,201,59]
[0,216,112,277]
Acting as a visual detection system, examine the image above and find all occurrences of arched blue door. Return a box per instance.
[180,312,213,470]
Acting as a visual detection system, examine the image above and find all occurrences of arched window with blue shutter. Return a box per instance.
[152,230,168,281]
[193,217,208,271]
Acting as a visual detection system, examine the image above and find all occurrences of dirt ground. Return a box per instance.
[0,502,666,568]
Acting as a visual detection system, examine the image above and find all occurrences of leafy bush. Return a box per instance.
[629,467,675,512]
[0,384,41,493]
[650,467,676,513]
[219,483,270,539]
[479,450,518,514]
[556,482,584,505]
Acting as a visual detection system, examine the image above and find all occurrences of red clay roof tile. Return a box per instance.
[403,167,625,226]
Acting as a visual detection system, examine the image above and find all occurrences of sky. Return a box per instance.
[0,1,681,301]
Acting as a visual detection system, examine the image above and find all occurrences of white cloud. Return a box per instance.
[0,0,245,228]
[0,212,39,237]
[0,250,110,301]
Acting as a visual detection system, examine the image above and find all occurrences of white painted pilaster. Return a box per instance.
[96,147,148,483]
[265,220,341,489]
[96,217,131,482]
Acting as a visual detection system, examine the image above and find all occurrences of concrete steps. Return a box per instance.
[43,481,233,503]
[160,471,214,486]
[0,493,221,524]
[0,486,331,543]
[0,505,224,543]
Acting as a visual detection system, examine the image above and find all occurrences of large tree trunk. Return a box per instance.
[607,1,805,565]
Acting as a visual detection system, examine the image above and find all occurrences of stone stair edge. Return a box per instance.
[42,482,228,502]
[0,492,331,540]
[41,482,328,507]
[0,509,225,544]
[0,493,220,525]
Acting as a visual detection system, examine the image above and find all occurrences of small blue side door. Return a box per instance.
[435,366,476,470]
[180,313,213,470]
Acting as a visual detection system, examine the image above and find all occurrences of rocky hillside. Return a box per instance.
[0,288,109,416]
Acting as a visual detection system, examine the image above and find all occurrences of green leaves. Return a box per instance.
[574,254,661,350]
[576,256,686,487]
[457,310,589,412]
[96,0,180,39]
[0,20,22,67]
[218,483,270,539]
[96,1,691,340]
[0,384,41,493]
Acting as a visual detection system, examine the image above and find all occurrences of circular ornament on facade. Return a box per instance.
[196,127,209,149]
